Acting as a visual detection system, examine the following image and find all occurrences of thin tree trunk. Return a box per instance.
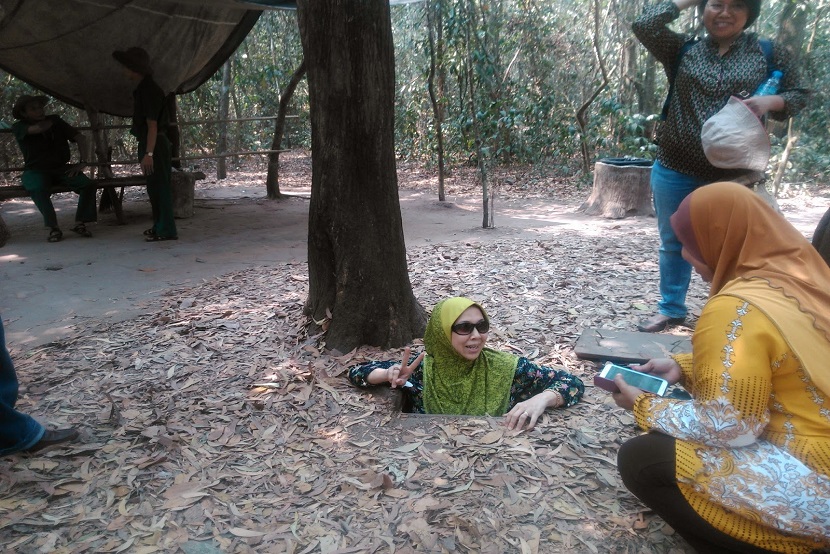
[464,0,491,228]
[85,107,114,179]
[265,59,306,199]
[772,119,798,196]
[426,0,446,202]
[217,58,232,180]
[86,106,117,214]
[577,0,610,173]
[231,56,243,167]
[166,94,182,170]
[770,0,809,188]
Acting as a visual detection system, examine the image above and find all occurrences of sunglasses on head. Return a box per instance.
[451,319,490,335]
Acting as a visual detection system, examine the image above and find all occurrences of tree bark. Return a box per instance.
[85,106,120,214]
[0,214,9,248]
[579,160,654,219]
[166,94,182,170]
[297,0,426,351]
[770,0,809,185]
[577,0,609,174]
[84,107,114,179]
[265,59,307,199]
[217,58,232,180]
[426,0,446,202]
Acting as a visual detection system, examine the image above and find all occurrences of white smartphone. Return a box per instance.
[594,361,669,396]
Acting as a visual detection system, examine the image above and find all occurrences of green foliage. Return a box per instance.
[2,0,829,190]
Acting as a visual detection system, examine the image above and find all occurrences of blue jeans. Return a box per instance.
[651,161,707,319]
[0,316,44,455]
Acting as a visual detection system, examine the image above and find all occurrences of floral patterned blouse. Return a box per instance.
[633,295,830,553]
[348,356,584,414]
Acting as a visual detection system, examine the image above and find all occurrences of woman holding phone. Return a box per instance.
[348,297,584,430]
[612,183,830,553]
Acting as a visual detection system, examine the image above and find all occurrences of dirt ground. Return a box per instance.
[1,153,824,347]
[0,152,827,553]
[0,156,644,347]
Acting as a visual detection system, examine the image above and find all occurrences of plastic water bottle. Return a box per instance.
[753,70,783,96]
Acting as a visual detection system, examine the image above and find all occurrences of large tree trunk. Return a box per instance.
[265,59,307,199]
[297,0,427,352]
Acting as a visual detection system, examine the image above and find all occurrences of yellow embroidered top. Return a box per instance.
[634,294,830,553]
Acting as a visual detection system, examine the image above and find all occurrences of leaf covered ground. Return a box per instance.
[5,152,822,553]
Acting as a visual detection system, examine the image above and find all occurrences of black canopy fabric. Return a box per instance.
[0,0,424,117]
[0,1,262,117]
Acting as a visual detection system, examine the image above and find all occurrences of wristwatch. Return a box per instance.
[145,152,153,158]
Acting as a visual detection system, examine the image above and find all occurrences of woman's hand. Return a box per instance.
[368,347,425,387]
[743,95,784,118]
[504,390,561,431]
[141,153,154,176]
[630,358,682,386]
[388,347,425,388]
[611,374,645,411]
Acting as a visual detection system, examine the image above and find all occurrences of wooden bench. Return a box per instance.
[0,175,146,225]
[0,172,204,246]
[1,172,204,219]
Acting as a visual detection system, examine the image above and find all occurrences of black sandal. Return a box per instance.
[47,228,63,243]
[143,228,156,237]
[71,223,93,238]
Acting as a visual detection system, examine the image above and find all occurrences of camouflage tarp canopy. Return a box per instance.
[0,0,424,117]
[0,0,267,117]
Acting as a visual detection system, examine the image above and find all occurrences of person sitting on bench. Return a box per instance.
[11,95,97,242]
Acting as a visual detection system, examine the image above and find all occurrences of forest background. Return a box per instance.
[1,0,827,194]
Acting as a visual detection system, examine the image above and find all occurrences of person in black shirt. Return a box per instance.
[113,47,178,241]
[11,95,97,242]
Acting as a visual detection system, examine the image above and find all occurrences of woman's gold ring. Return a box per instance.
[523,411,529,417]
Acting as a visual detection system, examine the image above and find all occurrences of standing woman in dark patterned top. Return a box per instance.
[113,47,178,242]
[632,0,808,333]
[347,297,584,430]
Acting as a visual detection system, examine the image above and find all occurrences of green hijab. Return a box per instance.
[422,297,518,416]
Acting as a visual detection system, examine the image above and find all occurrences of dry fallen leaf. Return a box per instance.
[0,153,702,554]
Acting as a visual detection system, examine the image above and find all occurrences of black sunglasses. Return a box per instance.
[451,319,490,335]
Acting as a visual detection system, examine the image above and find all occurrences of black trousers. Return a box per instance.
[617,432,778,554]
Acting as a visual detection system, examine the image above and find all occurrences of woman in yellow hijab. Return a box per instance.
[348,297,584,430]
[613,182,830,553]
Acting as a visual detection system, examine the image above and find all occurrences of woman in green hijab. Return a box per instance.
[348,297,584,430]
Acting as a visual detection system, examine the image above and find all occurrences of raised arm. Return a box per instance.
[631,1,693,69]
[347,348,425,388]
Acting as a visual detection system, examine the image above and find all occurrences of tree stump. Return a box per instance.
[812,206,830,267]
[0,213,9,248]
[579,158,654,219]
[171,171,195,219]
